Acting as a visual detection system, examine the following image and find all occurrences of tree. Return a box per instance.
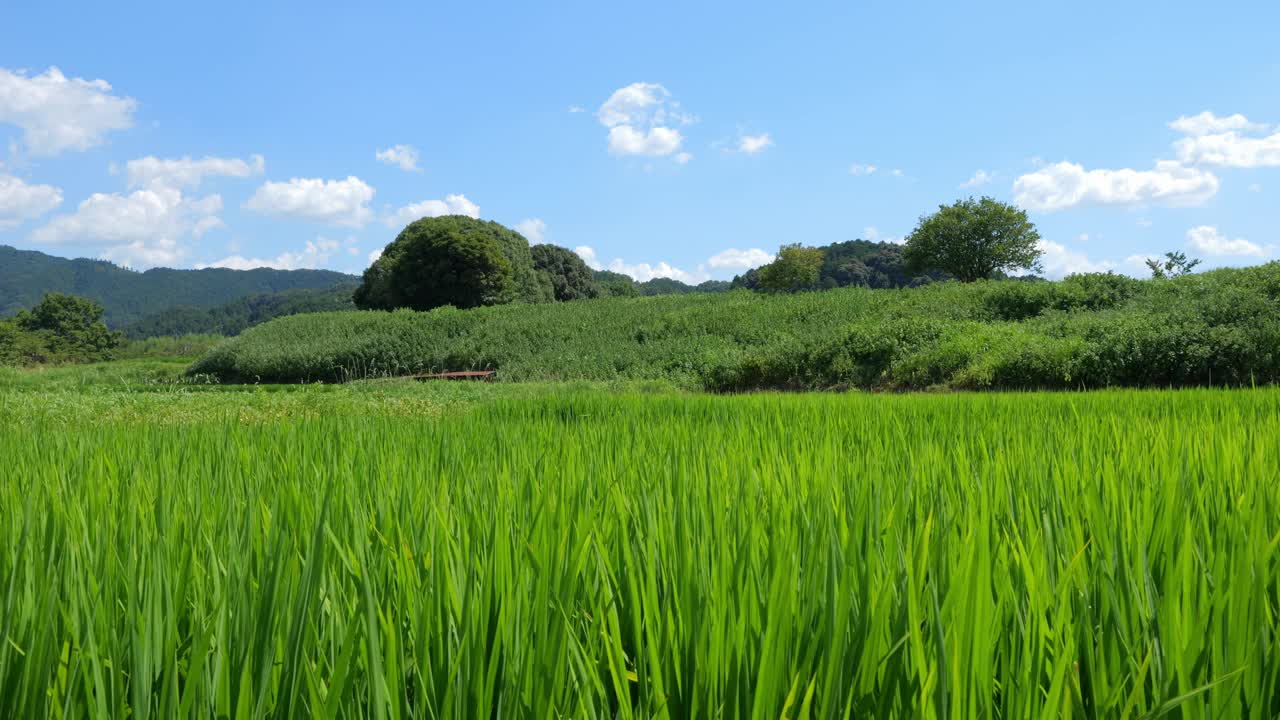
[530,244,600,301]
[354,217,516,311]
[593,270,639,297]
[903,197,1043,282]
[14,293,123,361]
[354,216,560,311]
[1145,251,1201,279]
[757,244,824,292]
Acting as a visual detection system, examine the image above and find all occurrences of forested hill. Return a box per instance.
[123,284,358,339]
[0,245,356,327]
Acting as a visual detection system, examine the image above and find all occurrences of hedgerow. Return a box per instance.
[190,263,1280,391]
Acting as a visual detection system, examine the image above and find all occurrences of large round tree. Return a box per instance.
[356,216,549,310]
[903,197,1043,282]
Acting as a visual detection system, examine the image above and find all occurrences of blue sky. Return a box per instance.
[2,0,1278,281]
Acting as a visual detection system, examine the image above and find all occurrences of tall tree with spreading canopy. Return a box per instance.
[758,244,823,292]
[904,197,1043,282]
[6,293,123,364]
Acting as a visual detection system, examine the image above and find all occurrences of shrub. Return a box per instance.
[978,281,1057,321]
[1053,272,1142,312]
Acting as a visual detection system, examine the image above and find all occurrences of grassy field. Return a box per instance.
[3,371,1278,717]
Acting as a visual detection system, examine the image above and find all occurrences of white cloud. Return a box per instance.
[960,169,991,188]
[125,154,264,190]
[890,169,904,177]
[1013,160,1219,211]
[0,174,62,228]
[737,133,773,154]
[574,245,708,283]
[849,163,877,176]
[577,245,776,283]
[387,193,480,227]
[1185,225,1267,257]
[0,67,136,156]
[567,105,585,113]
[675,152,692,165]
[863,226,905,244]
[245,176,374,227]
[607,125,683,157]
[368,247,383,265]
[198,237,341,270]
[707,247,774,270]
[597,82,689,158]
[1168,111,1266,137]
[515,218,546,243]
[598,82,693,127]
[1173,128,1280,168]
[30,186,223,268]
[375,144,421,172]
[1037,239,1115,278]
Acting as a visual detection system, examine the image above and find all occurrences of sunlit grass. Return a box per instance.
[2,386,1278,716]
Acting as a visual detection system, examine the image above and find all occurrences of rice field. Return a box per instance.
[2,384,1279,717]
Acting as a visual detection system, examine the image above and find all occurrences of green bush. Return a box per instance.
[1052,272,1142,312]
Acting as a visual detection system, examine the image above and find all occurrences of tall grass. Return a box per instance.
[189,263,1280,391]
[2,387,1278,716]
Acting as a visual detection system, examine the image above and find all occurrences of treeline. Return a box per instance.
[0,245,355,327]
[1,294,123,367]
[123,284,358,339]
[355,215,945,315]
[588,240,940,297]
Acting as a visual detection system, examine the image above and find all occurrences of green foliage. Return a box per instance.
[0,244,354,326]
[757,243,823,292]
[530,244,600,301]
[116,334,225,360]
[817,239,946,289]
[2,385,1279,715]
[1,293,124,365]
[904,196,1043,281]
[0,319,49,366]
[1146,250,1202,278]
[123,284,358,338]
[355,216,520,310]
[191,263,1280,391]
[593,270,639,297]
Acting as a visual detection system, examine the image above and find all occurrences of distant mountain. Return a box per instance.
[123,284,359,339]
[0,245,357,327]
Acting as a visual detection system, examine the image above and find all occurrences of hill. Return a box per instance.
[191,263,1280,391]
[0,245,356,327]
[122,284,358,339]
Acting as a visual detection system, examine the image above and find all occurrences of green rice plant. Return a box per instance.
[1,387,1278,717]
